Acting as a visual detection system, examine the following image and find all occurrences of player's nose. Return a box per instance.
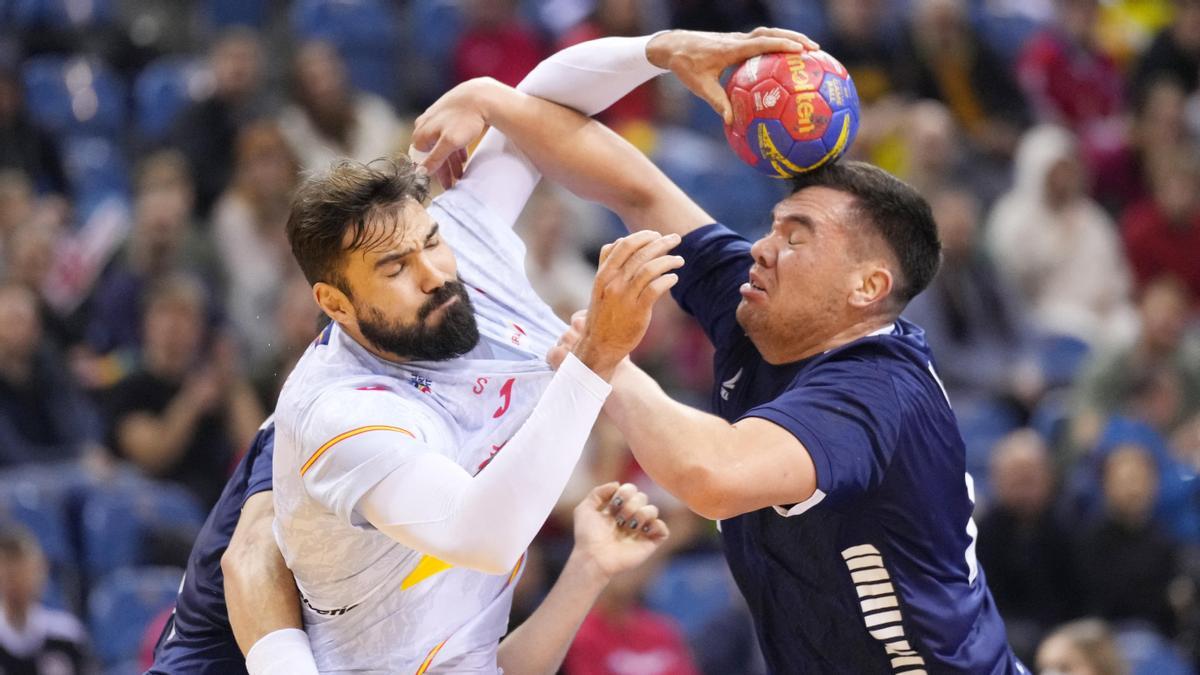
[750,234,776,268]
[413,253,454,293]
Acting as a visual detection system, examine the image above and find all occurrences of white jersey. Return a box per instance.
[272,187,568,673]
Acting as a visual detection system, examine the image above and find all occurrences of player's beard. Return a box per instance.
[356,280,480,361]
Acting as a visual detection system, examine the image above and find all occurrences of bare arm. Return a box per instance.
[413,29,817,238]
[497,483,669,674]
[416,78,710,238]
[222,492,303,655]
[115,386,210,473]
[550,314,818,521]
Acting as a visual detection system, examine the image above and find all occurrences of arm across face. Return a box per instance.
[413,29,817,239]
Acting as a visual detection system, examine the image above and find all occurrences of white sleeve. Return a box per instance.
[357,353,610,574]
[449,33,669,229]
[245,629,319,675]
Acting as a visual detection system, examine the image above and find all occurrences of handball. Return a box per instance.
[723,50,860,178]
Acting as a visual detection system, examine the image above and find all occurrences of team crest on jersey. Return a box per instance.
[408,374,433,394]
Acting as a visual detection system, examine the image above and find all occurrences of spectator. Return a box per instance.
[0,171,36,256]
[212,122,301,364]
[1094,77,1192,213]
[279,41,405,172]
[1075,443,1181,634]
[987,125,1137,348]
[669,0,771,33]
[105,276,263,507]
[171,28,272,217]
[1130,0,1200,99]
[452,0,545,88]
[564,557,700,675]
[1072,277,1200,441]
[84,151,215,363]
[0,284,100,467]
[904,189,1035,411]
[1035,619,1129,675]
[893,101,1006,206]
[0,523,93,674]
[976,430,1079,662]
[1120,144,1200,300]
[519,185,597,320]
[0,68,66,195]
[250,275,321,410]
[818,0,915,105]
[906,0,1028,157]
[1017,0,1124,141]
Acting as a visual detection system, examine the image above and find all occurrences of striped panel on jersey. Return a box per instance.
[842,544,927,674]
[300,425,415,476]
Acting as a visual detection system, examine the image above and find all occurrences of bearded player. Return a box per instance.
[150,27,811,672]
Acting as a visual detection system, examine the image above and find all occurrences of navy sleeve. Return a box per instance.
[670,223,753,351]
[243,426,275,503]
[741,361,901,508]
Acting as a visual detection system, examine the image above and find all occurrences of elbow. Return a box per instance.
[677,462,741,521]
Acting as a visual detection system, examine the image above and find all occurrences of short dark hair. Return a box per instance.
[287,157,430,295]
[791,161,941,305]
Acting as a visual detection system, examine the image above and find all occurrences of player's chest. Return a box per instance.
[408,368,553,475]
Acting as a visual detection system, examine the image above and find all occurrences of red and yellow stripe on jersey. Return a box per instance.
[300,425,415,476]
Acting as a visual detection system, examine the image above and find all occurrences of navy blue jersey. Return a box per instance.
[672,224,1024,674]
[148,424,275,674]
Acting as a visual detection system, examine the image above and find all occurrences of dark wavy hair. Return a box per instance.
[286,157,430,297]
[791,161,941,305]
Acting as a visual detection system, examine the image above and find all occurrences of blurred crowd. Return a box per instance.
[1,0,1200,673]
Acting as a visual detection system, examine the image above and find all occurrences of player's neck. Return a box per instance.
[761,316,895,364]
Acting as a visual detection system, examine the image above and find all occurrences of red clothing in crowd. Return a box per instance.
[452,22,544,87]
[1121,198,1200,299]
[1017,30,1123,133]
[565,607,699,675]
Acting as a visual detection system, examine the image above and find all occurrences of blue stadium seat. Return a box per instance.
[81,480,204,581]
[0,468,83,611]
[644,553,741,639]
[134,57,211,142]
[292,0,401,100]
[88,566,182,666]
[61,135,130,204]
[1115,624,1196,675]
[22,55,126,139]
[203,0,268,28]
[1036,334,1090,389]
[5,0,113,29]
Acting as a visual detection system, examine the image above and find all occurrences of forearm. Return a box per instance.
[497,551,610,674]
[119,399,201,472]
[603,361,738,519]
[517,34,666,115]
[223,494,304,655]
[476,82,708,235]
[360,354,611,574]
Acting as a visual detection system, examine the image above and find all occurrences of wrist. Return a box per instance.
[473,77,513,127]
[573,337,622,381]
[645,30,677,70]
[564,548,613,589]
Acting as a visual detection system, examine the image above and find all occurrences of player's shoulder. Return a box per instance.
[295,381,438,446]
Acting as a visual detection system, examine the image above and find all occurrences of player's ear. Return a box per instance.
[849,264,893,309]
[314,281,355,324]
